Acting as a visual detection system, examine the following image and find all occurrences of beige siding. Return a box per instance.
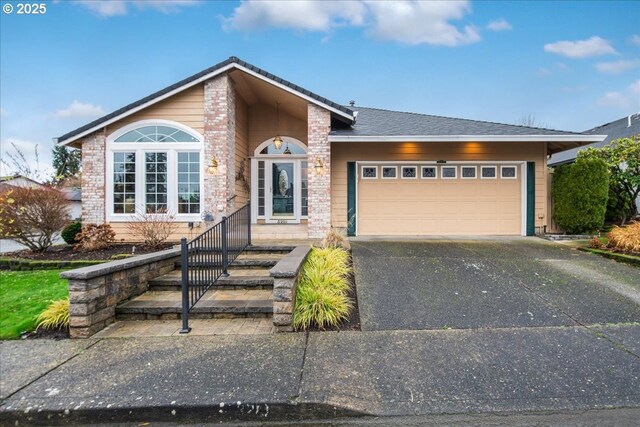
[110,222,207,243]
[106,84,205,135]
[331,141,548,233]
[248,104,307,154]
[235,96,250,207]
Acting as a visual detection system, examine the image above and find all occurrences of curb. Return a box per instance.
[577,247,640,267]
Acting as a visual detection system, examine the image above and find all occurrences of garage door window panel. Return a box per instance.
[421,166,437,179]
[382,166,397,179]
[481,166,497,179]
[441,166,457,179]
[501,166,518,179]
[401,166,418,179]
[362,166,377,179]
[461,166,477,179]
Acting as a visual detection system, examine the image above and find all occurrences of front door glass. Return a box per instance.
[272,162,295,217]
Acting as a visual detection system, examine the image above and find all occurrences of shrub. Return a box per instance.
[552,158,609,234]
[0,187,70,252]
[36,299,70,331]
[75,223,116,251]
[293,247,353,330]
[126,208,177,247]
[588,236,604,249]
[322,228,351,250]
[61,221,82,245]
[607,221,640,253]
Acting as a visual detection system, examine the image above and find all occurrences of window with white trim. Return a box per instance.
[421,166,437,179]
[501,166,517,179]
[382,166,397,179]
[108,122,203,219]
[362,166,377,179]
[441,166,457,179]
[461,166,477,179]
[401,166,417,179]
[481,166,497,179]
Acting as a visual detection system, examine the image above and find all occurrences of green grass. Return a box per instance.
[293,247,353,330]
[0,270,69,339]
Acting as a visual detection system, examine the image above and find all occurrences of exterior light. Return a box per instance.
[208,157,218,174]
[315,158,323,175]
[283,144,292,155]
[273,102,283,149]
[273,135,283,150]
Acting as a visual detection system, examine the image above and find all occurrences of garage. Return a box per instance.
[356,162,525,236]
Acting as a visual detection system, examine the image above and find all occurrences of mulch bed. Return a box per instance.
[5,243,175,261]
[22,328,70,340]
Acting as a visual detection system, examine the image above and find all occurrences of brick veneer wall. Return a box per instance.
[62,249,180,338]
[204,74,236,219]
[81,132,106,224]
[307,104,332,239]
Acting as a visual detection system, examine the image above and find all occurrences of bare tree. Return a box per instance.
[515,113,551,129]
[1,141,45,182]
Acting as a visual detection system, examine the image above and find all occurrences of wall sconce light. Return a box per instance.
[315,158,323,175]
[208,157,219,174]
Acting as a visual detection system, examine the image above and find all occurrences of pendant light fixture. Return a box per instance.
[273,102,283,150]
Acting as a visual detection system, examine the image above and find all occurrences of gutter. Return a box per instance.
[328,135,607,143]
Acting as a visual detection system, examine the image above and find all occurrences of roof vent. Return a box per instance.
[349,100,355,107]
[629,112,640,127]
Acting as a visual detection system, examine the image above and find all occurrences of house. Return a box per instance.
[549,113,640,212]
[55,56,604,240]
[0,175,44,192]
[59,188,82,220]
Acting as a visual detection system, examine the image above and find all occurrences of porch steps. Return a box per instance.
[115,245,295,323]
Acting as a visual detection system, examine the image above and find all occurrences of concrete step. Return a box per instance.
[148,268,274,291]
[116,289,273,320]
[176,253,284,269]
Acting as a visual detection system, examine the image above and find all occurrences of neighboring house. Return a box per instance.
[60,188,82,220]
[549,113,640,212]
[55,56,603,240]
[0,175,44,192]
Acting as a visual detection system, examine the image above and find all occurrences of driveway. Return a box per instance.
[351,238,640,331]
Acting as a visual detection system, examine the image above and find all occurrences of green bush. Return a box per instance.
[61,221,82,244]
[293,247,353,330]
[552,158,610,234]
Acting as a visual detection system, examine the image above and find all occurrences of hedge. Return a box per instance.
[0,258,106,271]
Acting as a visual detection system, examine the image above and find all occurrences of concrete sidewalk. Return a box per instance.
[1,324,640,425]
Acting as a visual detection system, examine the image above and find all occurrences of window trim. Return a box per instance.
[401,165,418,180]
[381,166,398,180]
[501,165,518,179]
[421,166,438,180]
[480,165,497,180]
[461,166,477,179]
[106,120,204,222]
[361,166,378,180]
[441,166,457,180]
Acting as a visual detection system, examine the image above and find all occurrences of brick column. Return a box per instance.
[204,74,236,219]
[81,132,106,224]
[307,104,331,239]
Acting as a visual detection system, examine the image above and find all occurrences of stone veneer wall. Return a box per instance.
[62,249,180,338]
[307,104,332,239]
[204,74,236,219]
[271,245,311,332]
[81,132,106,224]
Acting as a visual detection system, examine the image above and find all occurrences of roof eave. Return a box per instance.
[328,135,607,143]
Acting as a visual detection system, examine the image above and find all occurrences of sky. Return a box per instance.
[1,0,639,178]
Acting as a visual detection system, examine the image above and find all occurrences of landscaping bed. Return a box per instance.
[4,243,174,261]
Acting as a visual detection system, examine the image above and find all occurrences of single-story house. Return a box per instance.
[0,175,44,192]
[1,175,82,220]
[55,56,604,240]
[549,113,640,212]
[59,188,82,220]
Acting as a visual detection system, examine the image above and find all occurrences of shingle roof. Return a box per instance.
[57,56,354,144]
[331,107,583,137]
[548,113,640,166]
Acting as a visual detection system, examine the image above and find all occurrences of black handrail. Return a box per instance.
[179,203,251,333]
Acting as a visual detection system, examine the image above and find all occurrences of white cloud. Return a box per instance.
[54,101,105,118]
[596,60,640,74]
[630,35,640,46]
[73,0,198,17]
[486,18,512,32]
[596,80,640,110]
[544,36,616,58]
[225,0,482,47]
[631,79,640,95]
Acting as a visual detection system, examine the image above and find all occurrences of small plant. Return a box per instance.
[607,222,640,253]
[588,236,604,249]
[75,223,116,251]
[322,228,351,250]
[61,221,82,244]
[293,247,353,330]
[36,299,70,331]
[0,187,70,252]
[126,208,178,247]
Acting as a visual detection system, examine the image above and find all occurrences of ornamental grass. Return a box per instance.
[36,299,70,331]
[607,221,640,254]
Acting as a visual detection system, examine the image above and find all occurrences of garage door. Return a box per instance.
[357,163,522,235]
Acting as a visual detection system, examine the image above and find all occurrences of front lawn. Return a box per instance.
[0,270,68,339]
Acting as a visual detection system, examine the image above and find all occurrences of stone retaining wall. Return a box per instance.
[61,248,180,338]
[270,245,311,332]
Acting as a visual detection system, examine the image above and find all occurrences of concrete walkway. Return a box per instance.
[2,324,639,425]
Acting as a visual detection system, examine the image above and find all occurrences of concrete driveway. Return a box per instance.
[351,238,640,331]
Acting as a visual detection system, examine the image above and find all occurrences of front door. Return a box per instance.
[268,161,297,223]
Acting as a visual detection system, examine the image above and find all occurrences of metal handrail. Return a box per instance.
[179,203,251,333]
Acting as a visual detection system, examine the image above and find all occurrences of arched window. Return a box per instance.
[254,137,307,156]
[107,120,203,219]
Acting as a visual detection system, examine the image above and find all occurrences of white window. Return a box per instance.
[441,166,457,179]
[421,166,437,179]
[481,166,497,179]
[461,166,477,179]
[362,166,377,179]
[382,166,397,179]
[107,121,203,220]
[401,166,418,179]
[501,166,518,179]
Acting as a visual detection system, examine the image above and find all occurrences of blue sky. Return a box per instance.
[1,0,639,177]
